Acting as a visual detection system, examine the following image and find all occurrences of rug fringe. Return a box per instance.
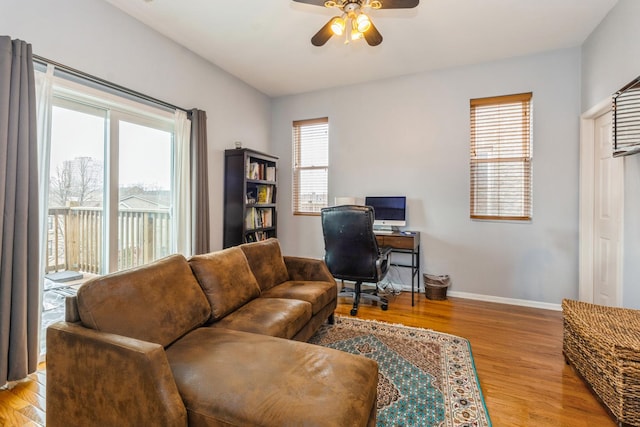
[334,315,471,343]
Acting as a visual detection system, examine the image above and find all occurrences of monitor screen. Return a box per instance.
[365,196,406,228]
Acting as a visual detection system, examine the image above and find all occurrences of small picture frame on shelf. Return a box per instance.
[246,190,256,205]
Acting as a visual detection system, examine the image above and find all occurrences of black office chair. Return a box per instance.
[321,205,392,315]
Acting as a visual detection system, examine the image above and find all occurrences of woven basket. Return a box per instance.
[423,274,450,301]
[562,299,640,426]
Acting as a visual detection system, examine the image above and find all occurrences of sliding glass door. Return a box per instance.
[40,78,179,353]
[116,118,173,271]
[46,99,106,278]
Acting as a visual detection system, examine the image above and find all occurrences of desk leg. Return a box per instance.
[412,246,420,306]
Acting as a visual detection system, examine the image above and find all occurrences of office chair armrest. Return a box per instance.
[379,246,393,258]
[375,247,392,279]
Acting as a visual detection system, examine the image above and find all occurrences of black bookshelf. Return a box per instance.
[223,148,278,248]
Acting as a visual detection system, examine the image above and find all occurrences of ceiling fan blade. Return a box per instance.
[363,20,383,46]
[292,0,327,6]
[311,16,339,46]
[379,0,419,9]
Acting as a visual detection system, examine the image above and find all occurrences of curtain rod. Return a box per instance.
[33,54,190,114]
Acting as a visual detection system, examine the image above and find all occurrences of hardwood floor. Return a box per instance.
[336,293,616,427]
[0,367,46,426]
[0,293,616,426]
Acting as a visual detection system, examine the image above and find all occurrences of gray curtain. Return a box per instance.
[0,37,40,385]
[190,109,210,254]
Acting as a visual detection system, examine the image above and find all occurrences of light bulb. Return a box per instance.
[331,17,345,36]
[356,14,371,33]
[351,28,364,40]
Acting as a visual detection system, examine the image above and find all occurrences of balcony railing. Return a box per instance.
[46,206,171,275]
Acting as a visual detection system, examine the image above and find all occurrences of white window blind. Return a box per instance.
[292,117,329,215]
[470,92,532,220]
[613,77,640,157]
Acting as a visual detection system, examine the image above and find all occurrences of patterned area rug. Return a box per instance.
[308,317,492,427]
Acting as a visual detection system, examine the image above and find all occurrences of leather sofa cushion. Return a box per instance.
[166,327,379,427]
[188,247,261,321]
[207,297,312,339]
[76,254,211,348]
[260,280,337,315]
[240,238,289,291]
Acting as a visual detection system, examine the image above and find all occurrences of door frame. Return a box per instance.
[579,98,624,304]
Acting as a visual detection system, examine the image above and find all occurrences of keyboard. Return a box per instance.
[374,230,394,235]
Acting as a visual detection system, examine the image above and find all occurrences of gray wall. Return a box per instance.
[272,48,581,306]
[582,0,640,308]
[1,0,272,251]
[6,0,627,307]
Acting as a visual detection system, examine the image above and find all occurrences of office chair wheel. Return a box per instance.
[381,304,388,311]
[350,308,358,316]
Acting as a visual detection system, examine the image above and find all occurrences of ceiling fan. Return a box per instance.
[293,0,419,47]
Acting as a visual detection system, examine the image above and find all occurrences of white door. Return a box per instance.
[593,111,623,306]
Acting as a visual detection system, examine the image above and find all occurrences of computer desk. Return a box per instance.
[374,231,420,306]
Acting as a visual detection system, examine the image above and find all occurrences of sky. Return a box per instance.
[50,105,172,191]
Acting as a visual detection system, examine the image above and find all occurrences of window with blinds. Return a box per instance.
[470,92,532,221]
[613,77,640,157]
[292,117,329,215]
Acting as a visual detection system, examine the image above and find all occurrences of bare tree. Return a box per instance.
[75,156,101,204]
[49,160,74,207]
[49,156,103,207]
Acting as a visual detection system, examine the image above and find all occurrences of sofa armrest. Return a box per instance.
[46,322,187,427]
[284,256,336,284]
[64,295,80,322]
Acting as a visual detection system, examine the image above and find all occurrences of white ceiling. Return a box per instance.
[103,0,618,97]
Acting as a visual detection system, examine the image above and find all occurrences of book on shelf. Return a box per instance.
[245,208,256,229]
[248,162,260,180]
[258,208,272,227]
[256,185,273,204]
[246,230,271,243]
[245,159,275,181]
[244,207,274,229]
[266,166,276,182]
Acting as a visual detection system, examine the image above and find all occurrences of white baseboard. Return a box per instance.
[388,283,562,311]
[446,290,562,311]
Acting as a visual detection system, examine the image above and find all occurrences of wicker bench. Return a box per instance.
[562,299,640,427]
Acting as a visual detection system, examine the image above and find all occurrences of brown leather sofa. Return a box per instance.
[46,238,378,427]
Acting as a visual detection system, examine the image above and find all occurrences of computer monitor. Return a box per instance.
[365,196,406,230]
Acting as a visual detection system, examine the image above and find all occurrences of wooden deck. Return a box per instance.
[0,292,615,426]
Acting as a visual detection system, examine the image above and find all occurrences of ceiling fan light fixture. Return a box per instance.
[331,16,346,35]
[349,16,366,41]
[298,0,420,47]
[356,13,371,32]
